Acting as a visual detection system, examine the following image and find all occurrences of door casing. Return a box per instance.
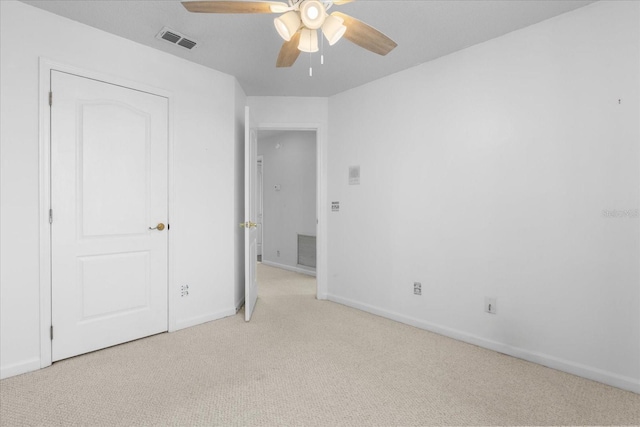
[38,58,175,369]
[256,155,264,259]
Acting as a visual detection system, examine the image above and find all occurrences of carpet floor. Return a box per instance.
[1,264,639,426]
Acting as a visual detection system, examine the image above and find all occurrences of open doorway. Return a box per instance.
[256,129,317,294]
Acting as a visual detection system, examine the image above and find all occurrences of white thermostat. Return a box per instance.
[349,166,360,185]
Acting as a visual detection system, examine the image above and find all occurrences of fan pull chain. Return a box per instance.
[321,32,324,65]
[308,30,313,77]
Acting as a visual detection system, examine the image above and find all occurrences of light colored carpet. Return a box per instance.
[1,264,639,426]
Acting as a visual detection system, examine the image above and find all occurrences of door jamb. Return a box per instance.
[38,58,175,369]
[256,155,264,260]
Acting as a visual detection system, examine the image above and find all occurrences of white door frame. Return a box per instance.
[38,58,175,369]
[256,155,264,259]
[255,123,326,299]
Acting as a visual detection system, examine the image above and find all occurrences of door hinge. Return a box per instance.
[50,325,53,340]
[49,91,53,106]
[49,209,53,224]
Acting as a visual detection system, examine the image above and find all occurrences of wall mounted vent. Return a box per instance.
[297,234,316,269]
[156,27,198,50]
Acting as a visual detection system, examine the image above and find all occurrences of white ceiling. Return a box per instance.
[21,0,595,97]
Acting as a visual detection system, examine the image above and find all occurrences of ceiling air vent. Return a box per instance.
[177,38,197,50]
[156,27,198,50]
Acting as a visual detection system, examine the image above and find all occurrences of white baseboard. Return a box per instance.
[235,297,245,313]
[327,293,640,394]
[174,308,236,331]
[1,357,41,380]
[261,260,316,277]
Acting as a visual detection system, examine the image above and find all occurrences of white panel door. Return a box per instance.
[51,71,168,361]
[244,107,258,321]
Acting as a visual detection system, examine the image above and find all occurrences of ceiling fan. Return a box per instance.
[181,0,397,68]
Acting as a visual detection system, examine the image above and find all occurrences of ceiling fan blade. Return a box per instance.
[182,1,285,14]
[332,11,397,56]
[276,32,302,67]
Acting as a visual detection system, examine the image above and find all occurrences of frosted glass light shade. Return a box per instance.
[298,28,319,53]
[274,11,300,41]
[300,0,326,30]
[322,14,346,45]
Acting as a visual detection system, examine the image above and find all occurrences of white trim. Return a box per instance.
[254,122,326,299]
[0,358,41,380]
[174,308,237,331]
[261,260,316,277]
[38,59,53,370]
[38,58,175,368]
[328,293,640,394]
[316,124,327,300]
[236,297,245,313]
[256,155,264,259]
[166,83,177,333]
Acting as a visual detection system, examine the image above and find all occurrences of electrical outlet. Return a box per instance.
[485,297,496,314]
[414,282,422,296]
[181,284,190,297]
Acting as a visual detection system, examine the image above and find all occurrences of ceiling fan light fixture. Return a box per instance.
[299,0,326,30]
[274,11,301,41]
[298,28,319,53]
[181,0,398,69]
[322,14,346,45]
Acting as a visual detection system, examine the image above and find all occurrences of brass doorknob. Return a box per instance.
[149,223,165,231]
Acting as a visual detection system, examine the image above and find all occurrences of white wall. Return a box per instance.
[258,131,317,274]
[247,97,329,297]
[327,1,640,393]
[0,1,239,378]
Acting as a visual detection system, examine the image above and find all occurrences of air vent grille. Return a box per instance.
[156,27,198,50]
[161,31,181,43]
[297,234,316,269]
[177,38,197,50]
